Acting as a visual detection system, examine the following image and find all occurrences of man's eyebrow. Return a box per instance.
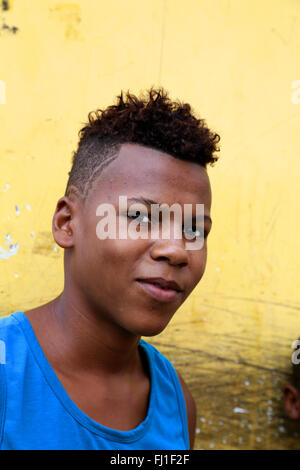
[128,197,158,206]
[127,197,212,225]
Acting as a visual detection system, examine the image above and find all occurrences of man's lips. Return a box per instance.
[137,277,182,291]
[136,278,183,303]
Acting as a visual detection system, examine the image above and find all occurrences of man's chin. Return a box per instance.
[132,316,174,338]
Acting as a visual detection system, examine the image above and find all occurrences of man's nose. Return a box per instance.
[149,237,189,266]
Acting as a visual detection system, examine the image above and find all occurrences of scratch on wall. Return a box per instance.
[271,16,298,46]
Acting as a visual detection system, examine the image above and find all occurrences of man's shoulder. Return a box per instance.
[0,313,22,367]
[0,312,27,355]
[139,339,174,362]
[0,312,20,331]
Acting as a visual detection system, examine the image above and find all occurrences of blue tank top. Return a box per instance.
[0,311,189,450]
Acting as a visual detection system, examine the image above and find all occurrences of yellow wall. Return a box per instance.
[1,0,300,449]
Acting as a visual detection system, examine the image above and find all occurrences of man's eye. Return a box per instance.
[127,211,150,224]
[183,226,206,239]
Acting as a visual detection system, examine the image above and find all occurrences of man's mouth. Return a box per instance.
[137,277,182,291]
[136,278,182,302]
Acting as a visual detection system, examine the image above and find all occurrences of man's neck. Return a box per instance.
[24,290,142,379]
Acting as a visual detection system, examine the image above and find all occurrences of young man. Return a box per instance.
[0,88,220,450]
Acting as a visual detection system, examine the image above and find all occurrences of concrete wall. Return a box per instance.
[1,0,300,449]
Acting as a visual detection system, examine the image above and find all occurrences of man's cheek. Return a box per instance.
[192,255,207,285]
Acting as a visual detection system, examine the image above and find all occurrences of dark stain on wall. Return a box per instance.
[0,1,19,35]
[1,23,18,33]
[1,1,9,11]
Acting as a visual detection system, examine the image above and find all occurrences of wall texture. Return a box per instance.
[1,0,300,449]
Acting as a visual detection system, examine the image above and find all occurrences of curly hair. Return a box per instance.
[65,87,220,202]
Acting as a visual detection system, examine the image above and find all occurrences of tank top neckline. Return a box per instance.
[11,311,155,443]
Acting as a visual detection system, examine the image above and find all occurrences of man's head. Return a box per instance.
[52,87,220,337]
[64,87,219,204]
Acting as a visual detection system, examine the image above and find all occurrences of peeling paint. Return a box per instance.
[233,407,249,414]
[0,241,19,259]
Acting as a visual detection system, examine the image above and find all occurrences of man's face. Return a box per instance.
[68,143,212,337]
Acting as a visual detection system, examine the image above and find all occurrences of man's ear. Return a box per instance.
[283,384,300,420]
[52,196,77,248]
